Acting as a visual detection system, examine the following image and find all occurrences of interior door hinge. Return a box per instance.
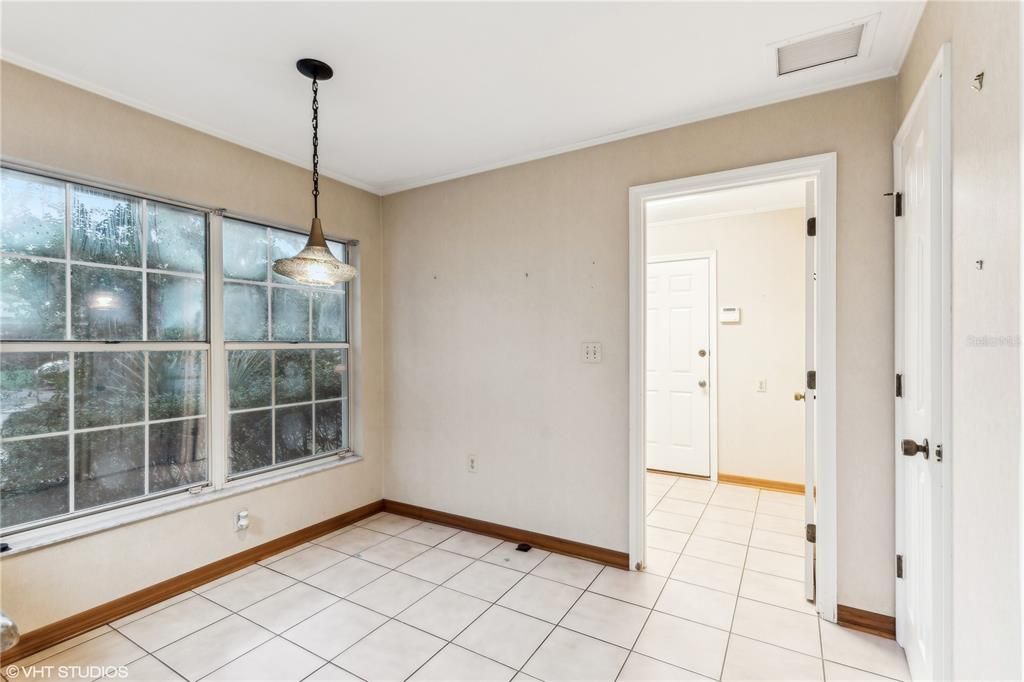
[885,191,903,217]
[896,554,904,579]
[806,523,816,543]
[895,373,903,398]
[806,217,816,237]
[806,370,816,390]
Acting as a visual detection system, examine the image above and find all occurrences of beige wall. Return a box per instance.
[382,77,899,615]
[898,3,1021,679]
[647,208,805,484]
[0,62,384,633]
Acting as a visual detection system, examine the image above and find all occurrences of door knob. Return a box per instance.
[698,349,707,358]
[901,438,929,459]
[698,380,707,388]
[794,392,805,401]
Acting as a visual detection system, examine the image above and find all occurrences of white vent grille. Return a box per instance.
[777,24,865,76]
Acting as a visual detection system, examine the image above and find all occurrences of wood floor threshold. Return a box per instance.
[0,499,384,665]
[837,604,897,640]
[645,468,711,481]
[383,499,629,569]
[717,473,805,495]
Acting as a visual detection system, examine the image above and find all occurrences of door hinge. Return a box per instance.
[895,373,903,398]
[806,523,816,543]
[806,217,816,237]
[806,370,816,390]
[896,554,904,579]
[885,191,904,217]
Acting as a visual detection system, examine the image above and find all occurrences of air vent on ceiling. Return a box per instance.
[777,23,865,76]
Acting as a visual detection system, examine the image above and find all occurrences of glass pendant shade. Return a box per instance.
[272,218,356,287]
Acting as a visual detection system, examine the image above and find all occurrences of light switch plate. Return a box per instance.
[582,342,603,363]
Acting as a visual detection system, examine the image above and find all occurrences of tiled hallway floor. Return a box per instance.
[9,478,909,681]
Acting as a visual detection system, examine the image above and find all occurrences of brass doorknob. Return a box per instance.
[794,392,805,401]
[901,438,929,458]
[698,380,707,388]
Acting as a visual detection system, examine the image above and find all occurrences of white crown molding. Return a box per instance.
[0,51,383,196]
[893,1,928,74]
[377,65,898,195]
[4,51,899,198]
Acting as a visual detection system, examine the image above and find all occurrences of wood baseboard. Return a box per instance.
[382,499,629,569]
[837,604,896,640]
[1,499,384,665]
[718,473,804,495]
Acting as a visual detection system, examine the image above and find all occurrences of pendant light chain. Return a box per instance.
[311,78,320,218]
[272,57,357,287]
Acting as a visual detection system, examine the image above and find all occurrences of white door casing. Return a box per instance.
[628,153,837,620]
[893,43,952,682]
[803,180,817,602]
[646,256,712,477]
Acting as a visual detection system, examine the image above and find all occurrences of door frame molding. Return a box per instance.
[892,42,952,681]
[628,153,838,622]
[647,251,719,481]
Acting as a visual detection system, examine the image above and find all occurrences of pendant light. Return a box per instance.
[272,58,358,287]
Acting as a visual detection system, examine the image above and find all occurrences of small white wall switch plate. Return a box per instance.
[719,306,741,324]
[757,379,768,392]
[582,342,603,363]
[235,510,250,532]
[467,454,478,473]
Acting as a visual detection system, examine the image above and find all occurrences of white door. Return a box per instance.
[803,180,817,601]
[894,46,947,682]
[646,257,711,476]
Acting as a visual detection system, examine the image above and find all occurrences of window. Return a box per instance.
[221,218,349,478]
[0,168,354,534]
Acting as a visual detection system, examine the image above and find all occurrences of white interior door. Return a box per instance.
[894,48,946,682]
[803,181,817,602]
[646,257,711,476]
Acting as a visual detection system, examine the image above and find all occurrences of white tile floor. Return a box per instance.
[8,478,910,681]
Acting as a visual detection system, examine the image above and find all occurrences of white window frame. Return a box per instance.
[218,213,352,483]
[0,164,361,553]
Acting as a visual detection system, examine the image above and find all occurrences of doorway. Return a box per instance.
[628,154,838,621]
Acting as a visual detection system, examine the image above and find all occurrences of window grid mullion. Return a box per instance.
[141,199,149,342]
[68,351,76,514]
[207,212,228,492]
[64,184,73,341]
[270,349,277,466]
[143,350,150,495]
[312,349,318,454]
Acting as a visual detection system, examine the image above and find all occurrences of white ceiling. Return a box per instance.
[1,2,923,195]
[647,179,807,224]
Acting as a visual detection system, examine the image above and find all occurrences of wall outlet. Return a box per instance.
[582,342,603,363]
[235,510,250,532]
[757,379,768,393]
[467,454,479,473]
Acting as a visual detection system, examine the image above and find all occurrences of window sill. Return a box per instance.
[0,453,363,558]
